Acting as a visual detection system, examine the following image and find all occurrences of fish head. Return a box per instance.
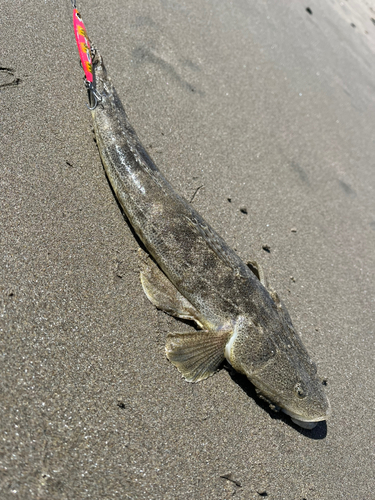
[225,315,331,429]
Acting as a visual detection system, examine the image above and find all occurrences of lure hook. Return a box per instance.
[86,81,102,110]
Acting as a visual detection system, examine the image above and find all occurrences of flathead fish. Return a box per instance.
[89,49,330,429]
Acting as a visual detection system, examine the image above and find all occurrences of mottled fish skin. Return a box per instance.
[90,50,330,428]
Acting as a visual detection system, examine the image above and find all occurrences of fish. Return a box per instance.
[89,48,330,430]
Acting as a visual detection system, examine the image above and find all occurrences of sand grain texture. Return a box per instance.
[1,1,374,498]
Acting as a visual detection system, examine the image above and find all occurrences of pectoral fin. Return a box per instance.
[166,329,231,382]
[247,260,268,288]
[138,249,203,327]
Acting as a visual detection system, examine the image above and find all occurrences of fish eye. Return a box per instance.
[294,383,306,399]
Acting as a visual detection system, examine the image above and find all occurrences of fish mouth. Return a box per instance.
[248,370,331,429]
[282,406,331,430]
[250,377,331,429]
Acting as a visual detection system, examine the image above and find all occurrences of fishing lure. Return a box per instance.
[71,1,101,109]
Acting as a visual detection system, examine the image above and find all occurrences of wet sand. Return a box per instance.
[1,0,375,498]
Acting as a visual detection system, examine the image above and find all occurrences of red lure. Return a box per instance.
[72,8,93,84]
